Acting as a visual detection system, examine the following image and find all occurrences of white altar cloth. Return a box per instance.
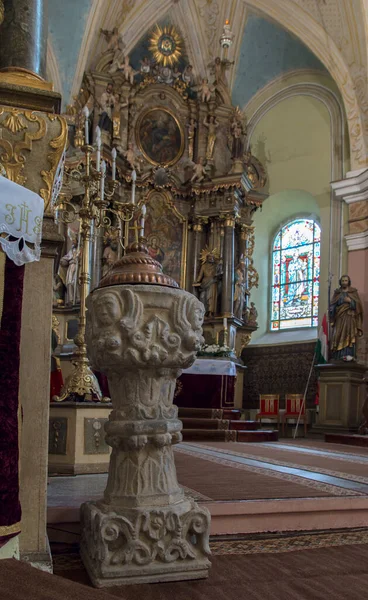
[182,359,236,376]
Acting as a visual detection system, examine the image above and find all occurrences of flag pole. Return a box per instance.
[293,349,316,439]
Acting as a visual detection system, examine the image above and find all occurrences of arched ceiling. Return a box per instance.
[47,0,368,169]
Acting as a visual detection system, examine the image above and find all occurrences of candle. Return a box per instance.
[131,169,137,204]
[100,160,106,201]
[140,204,146,237]
[223,317,228,330]
[95,126,101,171]
[82,105,89,145]
[111,147,117,180]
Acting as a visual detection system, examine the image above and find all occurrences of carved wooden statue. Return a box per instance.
[330,275,363,361]
[193,247,220,317]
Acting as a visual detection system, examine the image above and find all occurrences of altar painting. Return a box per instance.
[271,219,320,330]
[136,107,184,167]
[144,192,186,286]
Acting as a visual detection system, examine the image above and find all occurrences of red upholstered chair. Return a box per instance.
[256,394,280,429]
[283,394,307,437]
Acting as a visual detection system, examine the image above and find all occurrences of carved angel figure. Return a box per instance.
[100,27,125,54]
[122,142,142,173]
[122,55,136,85]
[190,157,208,183]
[198,78,215,103]
[186,118,197,161]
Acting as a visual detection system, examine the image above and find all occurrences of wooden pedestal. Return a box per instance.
[48,402,112,475]
[314,363,366,433]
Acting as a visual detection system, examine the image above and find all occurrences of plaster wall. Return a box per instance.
[249,95,332,344]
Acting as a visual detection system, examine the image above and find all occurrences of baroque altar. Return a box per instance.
[54,23,267,376]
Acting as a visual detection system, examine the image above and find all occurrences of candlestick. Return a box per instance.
[100,160,106,201]
[82,105,89,145]
[111,147,117,180]
[131,169,137,204]
[140,204,146,237]
[95,126,101,171]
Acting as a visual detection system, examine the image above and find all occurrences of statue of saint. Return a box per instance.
[58,239,80,306]
[98,83,115,134]
[203,115,219,160]
[244,302,258,326]
[187,118,196,161]
[193,247,220,317]
[330,274,363,361]
[112,94,128,140]
[233,259,247,320]
[53,274,65,307]
[230,116,246,159]
[102,239,118,277]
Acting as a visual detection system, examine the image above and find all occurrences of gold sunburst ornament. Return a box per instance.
[149,24,182,67]
[200,246,220,264]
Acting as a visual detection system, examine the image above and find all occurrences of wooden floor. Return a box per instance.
[47,439,368,537]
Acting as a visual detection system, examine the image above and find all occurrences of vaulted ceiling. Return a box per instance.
[47,0,368,169]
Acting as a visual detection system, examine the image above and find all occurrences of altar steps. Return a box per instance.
[180,418,261,431]
[182,429,278,443]
[178,407,278,443]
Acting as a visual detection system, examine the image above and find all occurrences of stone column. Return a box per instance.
[80,244,211,587]
[0,0,48,79]
[19,218,64,570]
[332,168,368,364]
[221,214,235,316]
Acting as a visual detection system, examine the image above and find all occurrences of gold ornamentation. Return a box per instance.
[149,25,182,67]
[2,109,27,133]
[0,108,47,185]
[200,245,220,264]
[0,67,53,91]
[40,114,68,213]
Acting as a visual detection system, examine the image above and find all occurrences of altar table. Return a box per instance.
[175,359,237,409]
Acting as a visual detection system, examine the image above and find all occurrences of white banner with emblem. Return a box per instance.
[0,175,44,266]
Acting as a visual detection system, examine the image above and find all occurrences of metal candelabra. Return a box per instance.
[53,124,142,402]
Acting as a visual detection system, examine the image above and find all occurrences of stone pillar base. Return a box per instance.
[313,362,366,433]
[80,498,211,587]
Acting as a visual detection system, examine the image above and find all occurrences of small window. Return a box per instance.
[271,218,320,330]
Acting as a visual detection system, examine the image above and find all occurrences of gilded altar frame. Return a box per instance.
[143,189,188,288]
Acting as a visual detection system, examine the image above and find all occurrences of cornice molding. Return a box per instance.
[331,168,368,204]
[345,230,368,251]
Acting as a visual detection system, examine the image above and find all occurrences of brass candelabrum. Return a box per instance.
[52,143,140,402]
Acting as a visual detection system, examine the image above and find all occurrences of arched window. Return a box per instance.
[271,218,320,331]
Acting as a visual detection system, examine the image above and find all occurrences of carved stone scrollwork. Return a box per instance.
[82,283,210,586]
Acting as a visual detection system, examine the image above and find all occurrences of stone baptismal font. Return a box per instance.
[81,240,211,587]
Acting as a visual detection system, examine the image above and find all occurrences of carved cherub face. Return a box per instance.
[106,83,113,94]
[96,292,121,327]
[203,78,208,84]
[198,157,204,165]
[215,57,221,64]
[192,304,205,330]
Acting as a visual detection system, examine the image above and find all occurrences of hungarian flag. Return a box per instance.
[315,313,328,406]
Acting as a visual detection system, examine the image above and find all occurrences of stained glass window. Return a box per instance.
[271,219,320,331]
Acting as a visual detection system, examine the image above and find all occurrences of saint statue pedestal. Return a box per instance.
[314,362,366,433]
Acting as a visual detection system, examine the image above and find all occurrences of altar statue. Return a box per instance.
[100,27,125,54]
[58,239,80,306]
[98,83,115,133]
[190,157,208,183]
[199,78,214,103]
[230,115,246,159]
[102,239,118,277]
[330,275,363,361]
[187,118,197,161]
[122,142,141,172]
[203,115,219,160]
[193,247,220,317]
[233,259,247,320]
[122,55,135,85]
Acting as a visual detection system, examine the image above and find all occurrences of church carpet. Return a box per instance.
[20,537,368,600]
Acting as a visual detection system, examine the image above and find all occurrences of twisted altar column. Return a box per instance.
[221,215,235,316]
[81,247,211,587]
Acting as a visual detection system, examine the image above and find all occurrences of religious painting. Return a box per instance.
[136,107,184,167]
[144,191,187,286]
[271,219,320,330]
